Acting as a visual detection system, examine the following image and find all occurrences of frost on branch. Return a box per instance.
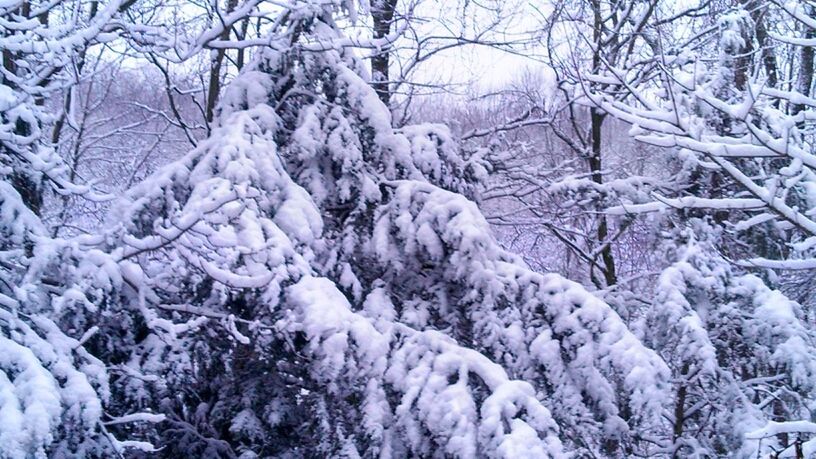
[588,2,816,269]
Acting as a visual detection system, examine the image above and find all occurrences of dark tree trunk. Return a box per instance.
[589,0,617,288]
[370,0,398,107]
[745,2,778,91]
[3,3,41,216]
[205,0,239,127]
[794,6,815,118]
[236,18,250,71]
[671,363,690,459]
[589,108,617,287]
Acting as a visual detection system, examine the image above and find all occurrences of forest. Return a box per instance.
[2,0,816,458]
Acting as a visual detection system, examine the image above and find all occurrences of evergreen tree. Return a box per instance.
[78,2,670,456]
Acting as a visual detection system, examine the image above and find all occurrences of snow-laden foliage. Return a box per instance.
[369,182,669,452]
[0,1,169,457]
[459,0,816,456]
[579,2,816,455]
[50,2,673,457]
[0,185,121,457]
[640,222,816,457]
[91,44,562,459]
[593,2,816,269]
[11,0,816,458]
[0,302,110,458]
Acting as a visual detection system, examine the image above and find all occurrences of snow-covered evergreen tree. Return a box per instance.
[0,1,169,456]
[639,222,816,457]
[60,1,672,457]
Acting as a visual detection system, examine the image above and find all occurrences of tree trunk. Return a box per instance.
[236,17,250,71]
[744,1,778,91]
[794,5,814,117]
[205,0,239,128]
[370,0,398,107]
[671,363,690,459]
[4,3,41,216]
[589,0,617,288]
[589,108,617,287]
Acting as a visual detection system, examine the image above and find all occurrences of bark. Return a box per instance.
[236,18,250,71]
[590,108,617,287]
[4,4,40,216]
[794,6,815,117]
[370,0,398,107]
[745,2,778,90]
[589,0,617,288]
[671,363,690,459]
[733,27,753,92]
[205,0,239,127]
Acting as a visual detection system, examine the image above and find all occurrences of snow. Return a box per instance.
[285,276,565,457]
[371,179,670,450]
[0,306,111,458]
[4,0,816,456]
